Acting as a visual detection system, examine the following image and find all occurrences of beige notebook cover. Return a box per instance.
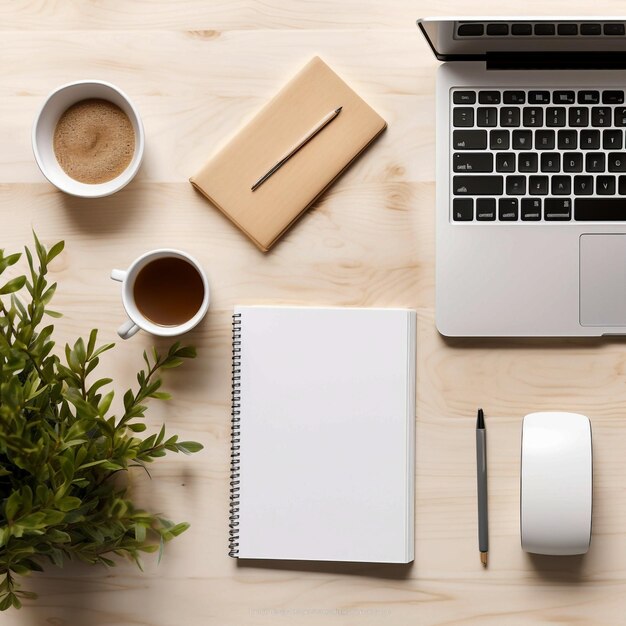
[190,57,387,252]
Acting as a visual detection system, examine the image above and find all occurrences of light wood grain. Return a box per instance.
[3,2,626,625]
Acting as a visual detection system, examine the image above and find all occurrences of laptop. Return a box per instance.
[418,17,626,337]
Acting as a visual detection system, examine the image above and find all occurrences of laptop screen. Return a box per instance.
[418,17,626,60]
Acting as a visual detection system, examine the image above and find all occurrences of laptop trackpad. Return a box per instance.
[580,234,626,326]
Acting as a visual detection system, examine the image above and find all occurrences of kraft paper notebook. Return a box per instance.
[190,57,387,252]
[229,306,416,563]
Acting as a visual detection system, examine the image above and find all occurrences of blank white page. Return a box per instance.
[233,306,415,563]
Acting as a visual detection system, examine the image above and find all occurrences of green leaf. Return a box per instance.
[0,275,26,295]
[134,523,146,542]
[157,535,165,564]
[150,391,171,400]
[161,358,183,369]
[98,390,114,416]
[41,283,56,305]
[5,490,21,521]
[0,252,21,274]
[74,337,86,364]
[0,594,14,611]
[168,522,190,537]
[87,328,98,357]
[175,345,197,359]
[177,441,204,454]
[57,496,81,512]
[90,342,115,359]
[46,240,65,264]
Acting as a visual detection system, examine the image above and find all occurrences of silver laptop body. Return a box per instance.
[419,17,626,336]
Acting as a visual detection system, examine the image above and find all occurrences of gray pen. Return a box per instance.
[476,408,489,567]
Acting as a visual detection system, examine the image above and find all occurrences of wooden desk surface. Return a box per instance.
[4,2,626,624]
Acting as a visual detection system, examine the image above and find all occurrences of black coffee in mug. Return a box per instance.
[133,257,204,326]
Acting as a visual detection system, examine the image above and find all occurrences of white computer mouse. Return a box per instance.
[520,412,592,556]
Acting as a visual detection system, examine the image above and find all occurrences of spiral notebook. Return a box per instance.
[230,306,416,563]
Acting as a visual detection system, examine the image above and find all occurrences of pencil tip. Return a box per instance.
[336,106,343,114]
[481,552,488,567]
[476,408,485,429]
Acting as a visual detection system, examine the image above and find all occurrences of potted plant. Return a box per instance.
[0,234,203,610]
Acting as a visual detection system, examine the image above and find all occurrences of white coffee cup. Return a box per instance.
[111,249,210,339]
[32,80,145,198]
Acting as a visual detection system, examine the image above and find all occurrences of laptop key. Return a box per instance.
[453,198,473,221]
[453,91,477,104]
[568,107,589,127]
[545,198,572,220]
[597,175,616,194]
[476,198,496,221]
[551,176,571,195]
[578,90,600,104]
[496,153,515,172]
[453,175,504,195]
[557,23,578,36]
[591,107,611,127]
[554,91,575,104]
[511,23,532,36]
[477,107,498,127]
[503,90,525,104]
[499,198,519,221]
[586,152,605,172]
[453,107,474,127]
[519,153,538,172]
[529,90,550,104]
[541,152,561,172]
[506,176,526,195]
[512,130,533,150]
[580,130,600,149]
[620,176,626,194]
[521,198,542,220]
[528,176,549,195]
[604,23,625,36]
[615,107,626,126]
[458,23,484,36]
[546,107,566,127]
[523,107,543,127]
[486,23,508,36]
[453,130,487,150]
[574,175,593,195]
[453,153,494,173]
[603,130,623,150]
[534,24,555,36]
[602,90,624,104]
[575,198,626,220]
[535,129,555,149]
[478,91,501,104]
[500,107,520,127]
[580,23,601,35]
[563,152,583,172]
[558,130,577,149]
[490,129,510,150]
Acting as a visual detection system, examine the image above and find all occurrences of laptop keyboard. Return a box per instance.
[451,88,626,222]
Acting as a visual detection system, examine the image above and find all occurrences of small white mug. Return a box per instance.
[111,249,209,339]
[32,80,145,198]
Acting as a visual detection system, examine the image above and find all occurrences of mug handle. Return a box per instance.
[111,268,126,282]
[110,269,140,339]
[117,318,140,340]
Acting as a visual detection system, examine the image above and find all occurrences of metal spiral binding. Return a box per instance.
[229,313,242,557]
